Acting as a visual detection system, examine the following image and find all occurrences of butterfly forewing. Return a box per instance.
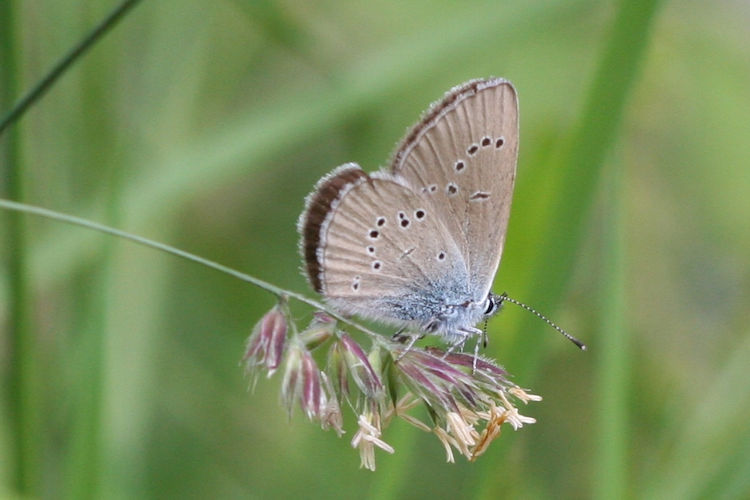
[390,78,519,301]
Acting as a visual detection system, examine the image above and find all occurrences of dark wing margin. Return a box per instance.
[297,163,369,293]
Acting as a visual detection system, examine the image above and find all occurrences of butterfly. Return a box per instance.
[298,78,518,350]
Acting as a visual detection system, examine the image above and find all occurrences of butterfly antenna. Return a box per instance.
[499,292,586,350]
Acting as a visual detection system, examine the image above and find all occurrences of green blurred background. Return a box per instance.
[2,0,749,498]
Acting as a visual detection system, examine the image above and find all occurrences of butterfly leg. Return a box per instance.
[450,326,484,373]
[391,327,408,343]
[394,332,423,362]
[392,327,424,344]
[461,326,484,338]
[472,337,482,373]
[443,333,469,361]
[443,326,482,356]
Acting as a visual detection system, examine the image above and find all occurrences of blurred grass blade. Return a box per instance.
[594,158,629,499]
[64,268,111,500]
[479,0,661,495]
[644,332,750,500]
[714,431,750,500]
[508,0,662,372]
[1,2,143,497]
[1,0,40,496]
[64,146,125,498]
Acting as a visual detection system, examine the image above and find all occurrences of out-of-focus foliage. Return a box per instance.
[1,0,749,498]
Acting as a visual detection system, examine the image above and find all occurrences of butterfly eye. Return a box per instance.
[484,296,497,315]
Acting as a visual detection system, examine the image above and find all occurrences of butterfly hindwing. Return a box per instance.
[299,163,469,328]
